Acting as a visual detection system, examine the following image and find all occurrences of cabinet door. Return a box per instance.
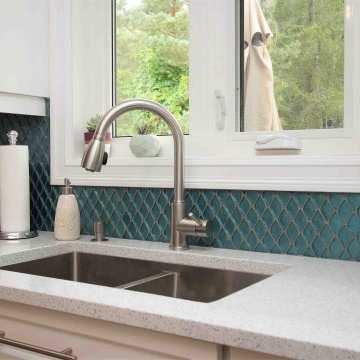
[0,0,49,97]
[229,347,291,360]
[0,346,52,360]
[0,300,219,360]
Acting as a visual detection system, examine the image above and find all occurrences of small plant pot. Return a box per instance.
[129,134,160,158]
[84,131,111,156]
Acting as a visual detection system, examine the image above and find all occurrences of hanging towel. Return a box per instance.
[244,0,281,132]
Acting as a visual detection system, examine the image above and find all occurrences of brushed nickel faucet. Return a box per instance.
[81,99,213,250]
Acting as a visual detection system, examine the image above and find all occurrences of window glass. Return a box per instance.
[240,0,344,132]
[114,0,189,137]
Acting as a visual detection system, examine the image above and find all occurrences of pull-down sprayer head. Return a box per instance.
[81,137,106,172]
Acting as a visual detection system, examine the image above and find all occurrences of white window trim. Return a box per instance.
[50,0,360,192]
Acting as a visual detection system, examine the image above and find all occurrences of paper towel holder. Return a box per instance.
[0,130,38,241]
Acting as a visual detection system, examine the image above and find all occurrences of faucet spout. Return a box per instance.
[82,99,184,203]
[81,99,212,250]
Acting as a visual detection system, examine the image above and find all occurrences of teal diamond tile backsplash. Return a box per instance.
[1,101,360,261]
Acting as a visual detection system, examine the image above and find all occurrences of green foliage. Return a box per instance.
[115,0,189,136]
[115,0,344,135]
[86,114,103,132]
[261,0,344,130]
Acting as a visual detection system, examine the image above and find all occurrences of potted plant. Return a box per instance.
[84,114,111,156]
[129,123,160,158]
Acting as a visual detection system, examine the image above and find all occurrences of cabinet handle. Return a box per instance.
[0,331,77,360]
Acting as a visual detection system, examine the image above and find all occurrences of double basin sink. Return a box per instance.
[1,252,269,303]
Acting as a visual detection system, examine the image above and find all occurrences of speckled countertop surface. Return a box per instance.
[0,232,359,360]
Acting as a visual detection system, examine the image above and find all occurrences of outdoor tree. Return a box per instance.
[261,0,344,130]
[115,0,344,136]
[116,0,189,136]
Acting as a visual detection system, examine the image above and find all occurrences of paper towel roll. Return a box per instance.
[0,145,30,232]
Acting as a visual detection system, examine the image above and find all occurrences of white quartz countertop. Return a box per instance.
[0,232,359,360]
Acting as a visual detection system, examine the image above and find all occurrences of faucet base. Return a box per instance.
[169,201,213,251]
[169,245,190,251]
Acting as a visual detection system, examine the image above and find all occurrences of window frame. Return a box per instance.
[50,0,360,192]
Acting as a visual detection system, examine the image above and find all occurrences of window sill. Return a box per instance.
[51,154,360,192]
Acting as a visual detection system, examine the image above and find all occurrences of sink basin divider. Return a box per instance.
[116,271,176,290]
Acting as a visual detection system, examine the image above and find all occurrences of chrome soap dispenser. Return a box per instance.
[54,178,80,241]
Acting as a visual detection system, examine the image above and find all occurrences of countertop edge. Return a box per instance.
[0,286,357,360]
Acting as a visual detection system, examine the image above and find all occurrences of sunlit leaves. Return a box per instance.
[261,0,344,130]
[115,0,189,136]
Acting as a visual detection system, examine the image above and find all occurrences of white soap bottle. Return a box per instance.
[54,178,80,241]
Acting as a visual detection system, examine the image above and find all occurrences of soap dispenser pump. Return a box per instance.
[54,178,80,241]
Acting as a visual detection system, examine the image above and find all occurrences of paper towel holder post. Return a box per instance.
[0,130,38,241]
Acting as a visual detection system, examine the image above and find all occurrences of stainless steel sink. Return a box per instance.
[0,252,270,303]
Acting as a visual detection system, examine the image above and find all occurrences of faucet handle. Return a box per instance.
[180,213,213,238]
[188,212,202,226]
